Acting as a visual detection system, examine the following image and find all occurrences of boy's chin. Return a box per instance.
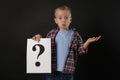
[60,27,69,30]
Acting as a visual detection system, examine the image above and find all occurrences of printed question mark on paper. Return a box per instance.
[32,44,45,67]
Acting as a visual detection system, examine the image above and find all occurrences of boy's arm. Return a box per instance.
[76,32,88,55]
[83,36,101,50]
[76,31,101,55]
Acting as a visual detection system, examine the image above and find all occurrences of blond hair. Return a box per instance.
[54,5,72,17]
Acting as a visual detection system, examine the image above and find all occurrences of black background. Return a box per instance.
[0,0,120,80]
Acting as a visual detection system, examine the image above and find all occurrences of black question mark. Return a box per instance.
[32,44,45,67]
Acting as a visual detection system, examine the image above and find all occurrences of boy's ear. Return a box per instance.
[54,18,57,24]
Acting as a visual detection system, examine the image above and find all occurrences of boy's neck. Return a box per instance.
[59,28,69,31]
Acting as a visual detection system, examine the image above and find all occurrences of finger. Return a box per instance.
[35,35,38,42]
[99,36,101,39]
[32,36,35,40]
[34,36,37,41]
[37,36,40,42]
[36,34,41,42]
[97,37,100,40]
[98,36,101,39]
[96,36,101,41]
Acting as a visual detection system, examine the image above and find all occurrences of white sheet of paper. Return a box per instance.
[26,38,51,73]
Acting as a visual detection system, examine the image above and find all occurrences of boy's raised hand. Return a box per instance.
[32,34,42,42]
[87,36,101,43]
[83,36,101,50]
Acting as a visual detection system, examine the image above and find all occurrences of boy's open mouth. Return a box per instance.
[62,24,66,26]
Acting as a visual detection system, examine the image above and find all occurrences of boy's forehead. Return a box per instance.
[55,9,71,17]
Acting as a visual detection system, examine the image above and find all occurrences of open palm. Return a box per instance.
[87,36,101,43]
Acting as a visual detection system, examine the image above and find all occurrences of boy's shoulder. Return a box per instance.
[47,28,58,35]
[48,28,58,33]
[50,28,58,31]
[72,28,80,35]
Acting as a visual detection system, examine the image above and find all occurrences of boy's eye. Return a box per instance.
[65,17,68,19]
[59,17,62,19]
[58,16,69,20]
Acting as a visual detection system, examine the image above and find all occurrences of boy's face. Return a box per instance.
[54,9,72,30]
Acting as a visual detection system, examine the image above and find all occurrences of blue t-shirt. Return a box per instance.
[55,29,73,71]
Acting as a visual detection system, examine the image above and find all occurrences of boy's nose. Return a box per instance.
[62,18,65,21]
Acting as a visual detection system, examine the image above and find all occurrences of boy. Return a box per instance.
[32,5,101,80]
